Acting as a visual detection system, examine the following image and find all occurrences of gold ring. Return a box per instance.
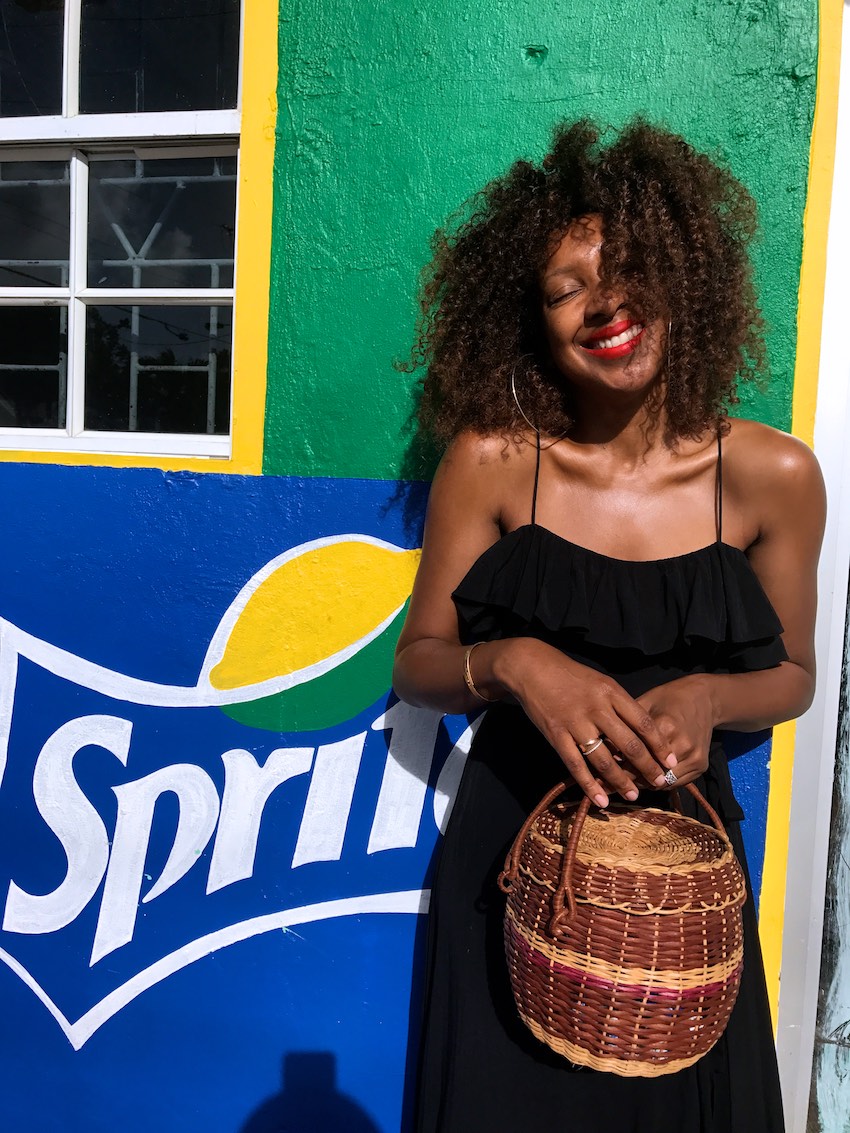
[578,736,605,756]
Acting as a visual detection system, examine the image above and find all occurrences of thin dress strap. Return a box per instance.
[531,429,542,526]
[715,429,723,544]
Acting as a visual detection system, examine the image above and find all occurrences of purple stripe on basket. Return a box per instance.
[508,920,742,1003]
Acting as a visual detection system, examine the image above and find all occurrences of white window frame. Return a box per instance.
[0,0,243,459]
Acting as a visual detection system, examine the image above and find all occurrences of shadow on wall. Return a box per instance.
[240,1052,381,1133]
[379,381,438,543]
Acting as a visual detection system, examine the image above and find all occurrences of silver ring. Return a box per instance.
[578,736,605,757]
[663,768,678,786]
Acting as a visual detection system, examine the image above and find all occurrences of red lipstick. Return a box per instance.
[583,319,634,343]
[581,320,645,358]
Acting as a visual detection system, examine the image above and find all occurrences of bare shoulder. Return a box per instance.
[440,429,531,470]
[724,417,822,488]
[432,429,536,498]
[723,417,825,537]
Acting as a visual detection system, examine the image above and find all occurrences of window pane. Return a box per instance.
[0,160,70,286]
[80,0,240,113]
[85,305,231,434]
[0,305,66,428]
[0,0,63,117]
[88,156,236,288]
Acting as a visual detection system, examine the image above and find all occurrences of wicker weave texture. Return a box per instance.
[500,792,747,1077]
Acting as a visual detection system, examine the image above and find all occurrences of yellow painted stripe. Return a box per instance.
[0,0,278,474]
[760,719,797,1026]
[228,0,278,475]
[759,0,845,1026]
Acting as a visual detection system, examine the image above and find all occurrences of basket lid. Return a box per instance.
[531,803,746,915]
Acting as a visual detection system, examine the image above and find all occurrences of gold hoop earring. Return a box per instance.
[510,364,540,433]
[510,362,569,447]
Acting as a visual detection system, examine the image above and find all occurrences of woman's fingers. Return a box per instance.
[604,698,679,783]
[599,720,671,788]
[656,747,710,789]
[557,734,616,808]
[554,734,640,806]
[623,705,679,767]
[584,741,639,801]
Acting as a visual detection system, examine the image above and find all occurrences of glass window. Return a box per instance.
[0,149,236,448]
[0,159,70,286]
[0,306,66,428]
[88,155,236,289]
[0,1,242,457]
[80,0,240,114]
[85,304,231,434]
[0,0,64,117]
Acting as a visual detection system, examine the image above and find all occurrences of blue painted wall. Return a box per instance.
[0,465,770,1132]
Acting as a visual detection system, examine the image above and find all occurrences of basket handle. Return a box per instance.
[498,780,731,935]
[497,780,570,894]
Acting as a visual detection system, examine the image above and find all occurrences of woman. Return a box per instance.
[393,120,825,1132]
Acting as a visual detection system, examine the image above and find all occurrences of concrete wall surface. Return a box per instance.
[266,0,817,479]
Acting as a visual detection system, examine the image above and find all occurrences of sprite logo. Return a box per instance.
[0,535,479,1050]
[206,535,421,731]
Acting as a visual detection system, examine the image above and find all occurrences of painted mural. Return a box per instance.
[0,467,436,1131]
[0,465,775,1132]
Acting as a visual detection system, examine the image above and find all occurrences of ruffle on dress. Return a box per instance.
[452,524,788,672]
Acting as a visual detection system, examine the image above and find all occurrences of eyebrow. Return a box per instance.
[543,267,581,282]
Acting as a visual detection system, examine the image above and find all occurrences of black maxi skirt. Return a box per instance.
[414,706,785,1133]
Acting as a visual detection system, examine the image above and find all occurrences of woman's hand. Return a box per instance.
[487,637,678,807]
[634,675,715,788]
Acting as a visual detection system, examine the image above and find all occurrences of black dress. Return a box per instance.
[414,437,787,1133]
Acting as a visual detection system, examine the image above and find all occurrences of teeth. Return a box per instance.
[589,323,643,350]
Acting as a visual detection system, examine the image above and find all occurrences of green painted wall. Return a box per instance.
[266,0,817,481]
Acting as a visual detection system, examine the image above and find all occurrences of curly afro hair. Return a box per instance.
[406,118,766,446]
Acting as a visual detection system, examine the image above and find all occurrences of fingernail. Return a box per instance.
[653,774,667,788]
[624,789,639,802]
[665,753,678,767]
[594,792,609,808]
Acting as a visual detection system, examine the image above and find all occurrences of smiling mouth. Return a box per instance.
[581,321,645,358]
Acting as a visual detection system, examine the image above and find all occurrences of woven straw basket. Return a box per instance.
[497,782,747,1077]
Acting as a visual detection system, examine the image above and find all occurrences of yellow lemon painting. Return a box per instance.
[199,534,421,731]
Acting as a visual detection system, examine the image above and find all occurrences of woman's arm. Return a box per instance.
[392,432,504,714]
[394,433,676,806]
[636,425,825,786]
[706,429,824,728]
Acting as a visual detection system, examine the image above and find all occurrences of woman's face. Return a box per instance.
[540,214,665,397]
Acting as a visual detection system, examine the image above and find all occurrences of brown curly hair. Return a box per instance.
[406,118,766,445]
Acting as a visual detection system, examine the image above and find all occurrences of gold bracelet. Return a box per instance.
[463,641,498,703]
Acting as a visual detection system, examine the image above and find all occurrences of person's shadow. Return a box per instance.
[239,1051,381,1133]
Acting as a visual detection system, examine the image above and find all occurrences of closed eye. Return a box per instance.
[546,288,582,308]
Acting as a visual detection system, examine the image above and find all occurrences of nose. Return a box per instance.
[584,282,623,326]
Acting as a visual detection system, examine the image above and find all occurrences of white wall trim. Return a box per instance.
[0,432,231,458]
[777,14,850,1131]
[0,111,240,148]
